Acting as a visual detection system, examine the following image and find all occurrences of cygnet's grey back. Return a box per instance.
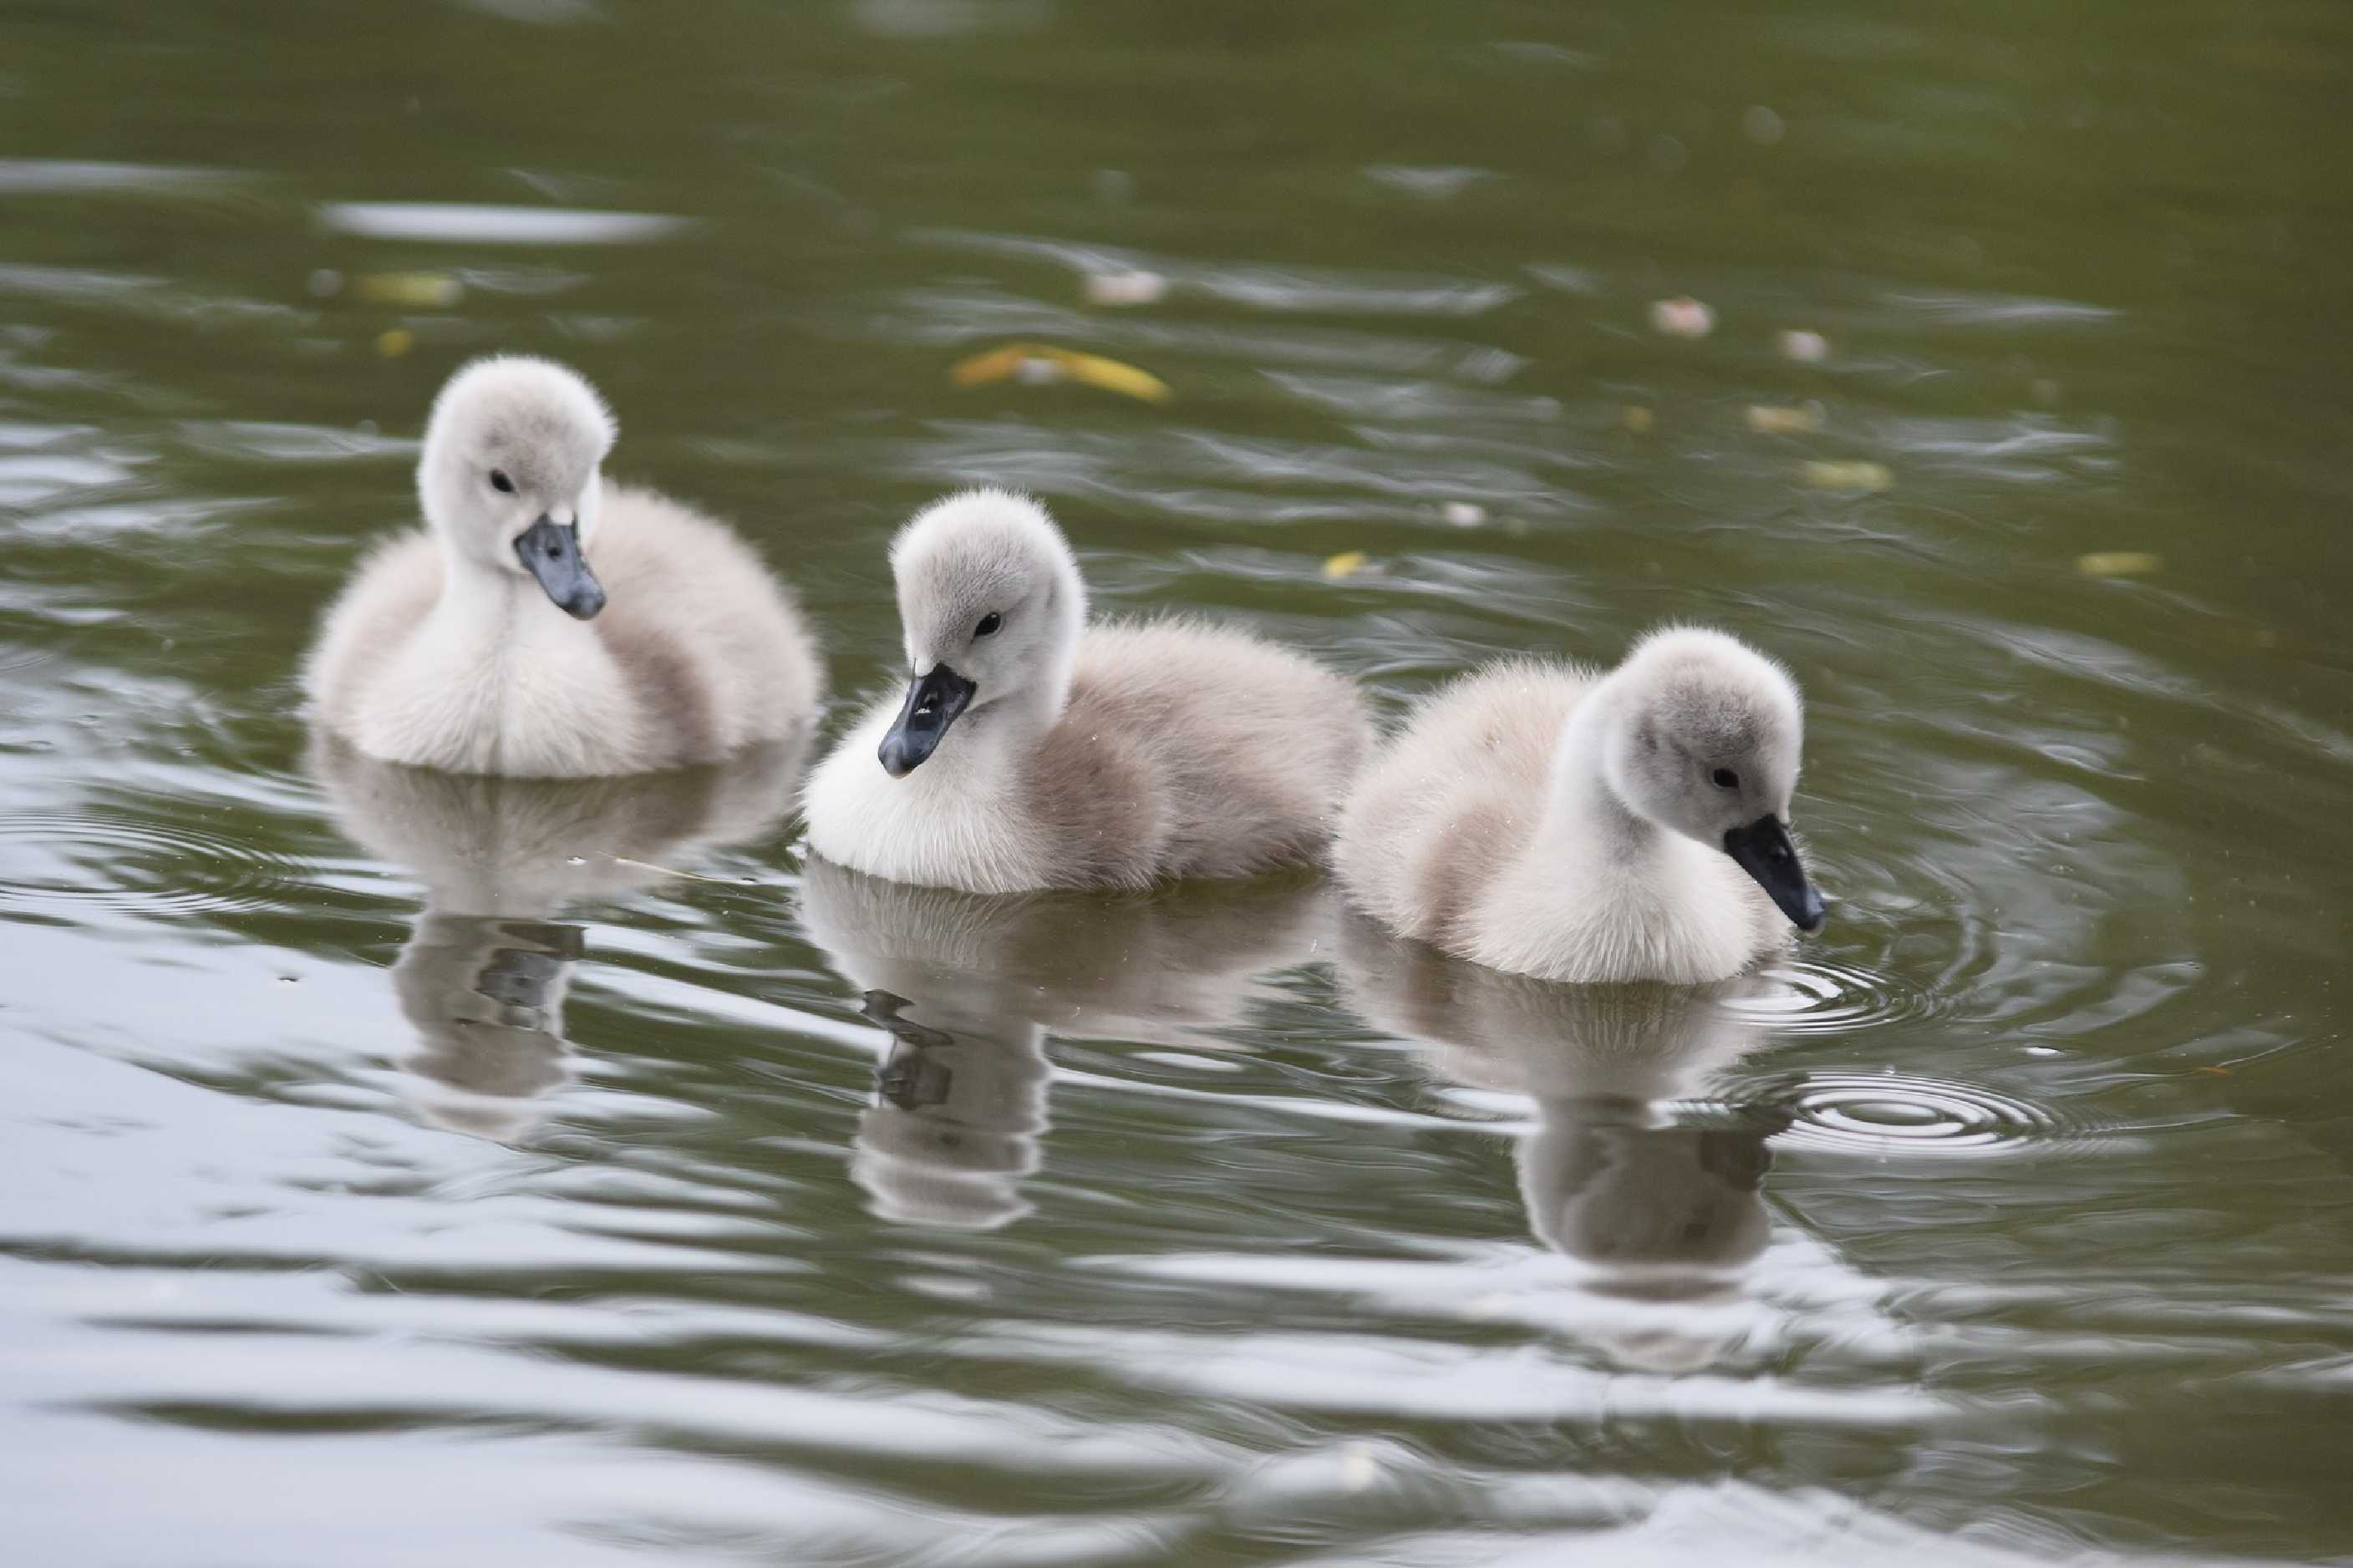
[1334,657,1591,949]
[1025,620,1375,887]
[583,483,824,766]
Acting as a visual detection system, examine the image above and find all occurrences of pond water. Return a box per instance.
[3,2,2351,1563]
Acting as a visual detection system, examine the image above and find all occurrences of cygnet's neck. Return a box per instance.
[1536,677,1659,866]
[937,601,1085,767]
[933,675,1067,785]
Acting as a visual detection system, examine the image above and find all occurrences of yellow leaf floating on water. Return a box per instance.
[1624,405,1654,434]
[949,342,1173,404]
[948,344,1042,388]
[1321,550,1370,581]
[1747,403,1823,434]
[1801,459,1892,492]
[374,327,415,358]
[356,271,464,308]
[2076,551,2162,578]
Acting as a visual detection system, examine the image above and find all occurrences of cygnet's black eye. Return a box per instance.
[489,469,515,494]
[1710,767,1740,789]
[974,611,1003,637]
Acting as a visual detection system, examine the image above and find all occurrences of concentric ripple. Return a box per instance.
[1750,1071,2086,1159]
[0,811,309,918]
[1730,958,1951,1035]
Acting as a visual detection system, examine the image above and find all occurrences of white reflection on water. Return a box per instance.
[1336,913,1909,1374]
[311,734,808,1140]
[314,202,691,245]
[798,859,1336,1228]
[0,159,245,195]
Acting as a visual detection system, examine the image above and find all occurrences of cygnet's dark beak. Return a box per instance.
[516,516,605,620]
[1722,814,1826,932]
[878,664,976,778]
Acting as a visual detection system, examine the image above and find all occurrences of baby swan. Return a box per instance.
[1334,627,1826,986]
[803,489,1375,893]
[304,355,822,777]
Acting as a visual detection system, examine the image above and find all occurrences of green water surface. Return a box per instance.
[3,2,2350,1563]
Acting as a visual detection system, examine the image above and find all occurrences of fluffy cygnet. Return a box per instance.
[304,355,822,777]
[1334,627,1826,985]
[801,489,1374,893]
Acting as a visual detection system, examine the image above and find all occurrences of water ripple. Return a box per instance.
[1751,1072,2086,1159]
[0,159,246,196]
[906,227,1521,315]
[1735,958,1952,1035]
[0,811,311,918]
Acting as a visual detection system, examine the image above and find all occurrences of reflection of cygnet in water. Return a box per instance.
[798,860,1336,1229]
[312,733,807,1139]
[392,913,580,1139]
[850,986,1050,1232]
[1336,911,1788,1368]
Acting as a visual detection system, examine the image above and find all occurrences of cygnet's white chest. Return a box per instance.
[1467,831,1768,986]
[358,587,638,776]
[803,708,1043,894]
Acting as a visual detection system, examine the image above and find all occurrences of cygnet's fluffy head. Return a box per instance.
[877,489,1089,776]
[416,356,616,617]
[1598,627,1824,930]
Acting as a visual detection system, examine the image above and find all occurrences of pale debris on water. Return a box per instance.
[1320,550,1372,581]
[1778,328,1830,362]
[1441,501,1487,527]
[374,327,415,358]
[609,855,745,885]
[1082,269,1170,307]
[1624,405,1655,433]
[949,342,1172,403]
[2076,551,2162,577]
[1649,296,1715,337]
[1801,459,1892,491]
[1339,1444,1380,1494]
[1747,402,1824,434]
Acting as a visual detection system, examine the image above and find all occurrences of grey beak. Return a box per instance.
[878,665,977,778]
[1722,814,1826,932]
[516,516,605,620]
